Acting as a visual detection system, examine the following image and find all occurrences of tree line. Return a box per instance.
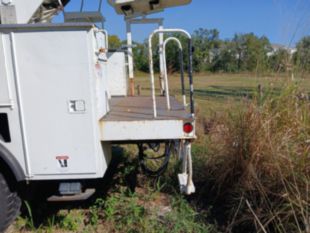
[108,28,310,74]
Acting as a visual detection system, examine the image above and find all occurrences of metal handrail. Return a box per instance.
[163,37,187,110]
[148,29,194,118]
[95,28,109,51]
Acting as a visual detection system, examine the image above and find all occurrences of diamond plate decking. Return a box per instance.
[102,96,193,122]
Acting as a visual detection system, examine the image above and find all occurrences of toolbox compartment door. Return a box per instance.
[12,29,100,177]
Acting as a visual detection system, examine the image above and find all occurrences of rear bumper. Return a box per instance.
[100,119,195,142]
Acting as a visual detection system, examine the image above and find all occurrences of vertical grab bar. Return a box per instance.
[188,39,194,118]
[180,46,186,108]
[96,29,109,51]
[148,34,158,118]
[163,37,186,109]
[148,29,194,118]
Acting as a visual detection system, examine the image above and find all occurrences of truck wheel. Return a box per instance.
[0,172,21,233]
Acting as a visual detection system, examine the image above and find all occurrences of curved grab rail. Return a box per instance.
[148,29,194,118]
[95,28,109,51]
[163,37,186,110]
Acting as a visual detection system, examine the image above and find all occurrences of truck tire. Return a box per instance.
[0,172,21,233]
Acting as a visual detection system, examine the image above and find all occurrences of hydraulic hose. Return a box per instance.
[138,141,172,177]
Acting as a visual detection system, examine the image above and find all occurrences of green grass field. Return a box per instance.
[135,72,310,115]
[12,73,310,233]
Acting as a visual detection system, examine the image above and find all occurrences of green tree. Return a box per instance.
[131,29,276,75]
[133,42,149,72]
[212,40,238,72]
[268,48,290,73]
[294,36,310,73]
[192,28,221,72]
[108,35,122,49]
[231,33,271,73]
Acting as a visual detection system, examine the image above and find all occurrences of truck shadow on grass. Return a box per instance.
[17,146,141,231]
[16,146,213,233]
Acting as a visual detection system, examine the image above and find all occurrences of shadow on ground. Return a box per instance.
[19,146,140,229]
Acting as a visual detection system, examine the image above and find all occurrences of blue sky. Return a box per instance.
[56,0,310,47]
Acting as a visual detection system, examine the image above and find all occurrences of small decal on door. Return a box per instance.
[56,155,69,168]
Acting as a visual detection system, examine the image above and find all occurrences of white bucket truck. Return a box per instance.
[0,0,195,231]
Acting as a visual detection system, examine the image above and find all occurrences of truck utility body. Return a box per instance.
[0,23,111,180]
[0,0,195,232]
[101,96,194,141]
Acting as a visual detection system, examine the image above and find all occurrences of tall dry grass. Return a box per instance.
[195,84,310,232]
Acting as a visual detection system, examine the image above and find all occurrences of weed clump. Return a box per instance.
[195,85,310,232]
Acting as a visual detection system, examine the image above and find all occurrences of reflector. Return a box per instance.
[183,123,193,134]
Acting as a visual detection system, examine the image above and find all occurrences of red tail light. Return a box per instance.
[183,123,194,134]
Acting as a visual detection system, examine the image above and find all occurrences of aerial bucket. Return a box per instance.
[108,0,192,17]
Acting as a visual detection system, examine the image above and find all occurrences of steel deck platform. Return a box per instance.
[99,96,195,142]
[103,96,192,121]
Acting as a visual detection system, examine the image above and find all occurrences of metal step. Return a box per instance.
[47,189,96,202]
